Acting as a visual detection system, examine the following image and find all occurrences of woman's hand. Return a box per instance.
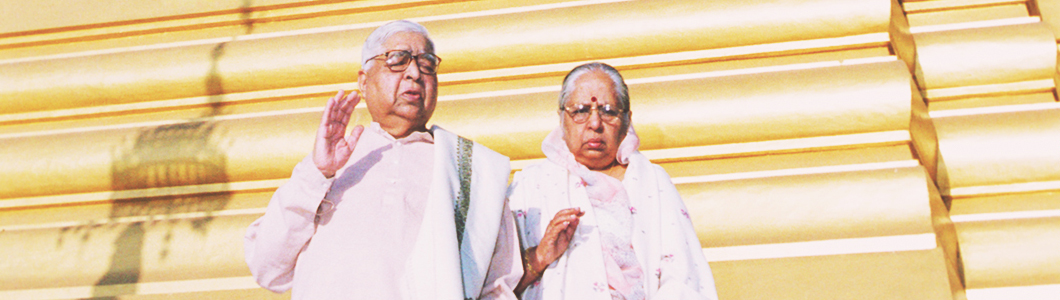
[515,208,584,295]
[535,208,584,268]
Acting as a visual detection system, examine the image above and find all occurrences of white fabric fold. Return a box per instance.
[509,124,719,300]
[540,125,645,300]
[404,126,513,299]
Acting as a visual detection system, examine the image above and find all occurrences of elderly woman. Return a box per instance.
[508,62,718,300]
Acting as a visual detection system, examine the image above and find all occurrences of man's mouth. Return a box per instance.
[400,89,423,102]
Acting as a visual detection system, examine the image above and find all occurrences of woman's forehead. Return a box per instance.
[568,91,617,105]
[569,75,616,103]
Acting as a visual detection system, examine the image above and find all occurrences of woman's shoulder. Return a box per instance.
[508,160,567,212]
[628,152,673,180]
[513,159,565,181]
[509,160,565,198]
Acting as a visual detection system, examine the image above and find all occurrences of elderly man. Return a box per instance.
[244,20,521,299]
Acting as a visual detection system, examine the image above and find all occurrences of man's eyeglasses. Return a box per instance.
[366,50,441,75]
[562,103,626,124]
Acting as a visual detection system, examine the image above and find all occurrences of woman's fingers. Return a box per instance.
[558,218,579,241]
[542,221,566,243]
[547,208,582,227]
[544,208,583,239]
[539,207,585,257]
[541,208,584,252]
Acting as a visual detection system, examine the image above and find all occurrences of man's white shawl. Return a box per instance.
[401,126,511,300]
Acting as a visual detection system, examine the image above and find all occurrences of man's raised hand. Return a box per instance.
[314,90,364,178]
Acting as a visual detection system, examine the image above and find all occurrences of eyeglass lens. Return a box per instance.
[566,104,623,123]
[384,50,440,74]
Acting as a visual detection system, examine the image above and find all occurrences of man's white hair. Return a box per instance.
[360,20,435,69]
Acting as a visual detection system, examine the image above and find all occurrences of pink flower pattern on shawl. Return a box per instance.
[541,124,646,300]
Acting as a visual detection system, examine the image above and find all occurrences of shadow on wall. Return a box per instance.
[47,1,258,296]
[90,41,233,299]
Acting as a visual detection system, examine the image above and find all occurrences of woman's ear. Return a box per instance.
[622,110,633,132]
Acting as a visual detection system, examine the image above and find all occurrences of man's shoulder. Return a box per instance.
[431,126,511,173]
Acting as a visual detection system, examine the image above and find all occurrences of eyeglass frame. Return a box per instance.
[365,50,442,75]
[560,102,629,124]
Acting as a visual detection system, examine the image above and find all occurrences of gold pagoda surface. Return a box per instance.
[1,0,1058,299]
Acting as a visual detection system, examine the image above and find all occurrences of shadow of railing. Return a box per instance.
[89,37,237,299]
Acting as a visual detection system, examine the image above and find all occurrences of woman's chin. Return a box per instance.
[574,150,614,166]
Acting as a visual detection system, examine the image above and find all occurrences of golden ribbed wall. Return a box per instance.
[0,0,1056,299]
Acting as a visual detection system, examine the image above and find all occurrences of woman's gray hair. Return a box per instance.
[361,20,435,68]
[557,62,630,112]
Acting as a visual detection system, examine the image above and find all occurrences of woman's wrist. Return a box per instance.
[515,246,545,295]
[525,246,542,279]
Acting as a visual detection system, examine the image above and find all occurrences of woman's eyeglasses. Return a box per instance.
[562,103,626,124]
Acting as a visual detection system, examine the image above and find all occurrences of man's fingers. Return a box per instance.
[345,89,361,107]
[345,125,364,148]
[336,90,360,126]
[320,92,340,128]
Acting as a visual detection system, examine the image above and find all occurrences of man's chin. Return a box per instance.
[388,110,432,128]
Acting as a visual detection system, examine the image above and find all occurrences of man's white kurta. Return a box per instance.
[244,124,521,300]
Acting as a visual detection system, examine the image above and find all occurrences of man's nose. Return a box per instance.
[404,59,422,80]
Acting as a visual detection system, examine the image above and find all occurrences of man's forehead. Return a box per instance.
[382,31,431,52]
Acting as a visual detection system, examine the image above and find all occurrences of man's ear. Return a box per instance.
[357,68,367,91]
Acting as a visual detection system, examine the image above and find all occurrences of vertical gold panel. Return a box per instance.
[0,214,259,290]
[1035,0,1060,37]
[913,22,1056,90]
[955,217,1060,288]
[1,0,249,34]
[907,3,1031,27]
[933,108,1060,193]
[0,112,316,200]
[710,249,956,300]
[681,167,935,249]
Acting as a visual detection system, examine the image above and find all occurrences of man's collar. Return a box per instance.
[368,122,434,144]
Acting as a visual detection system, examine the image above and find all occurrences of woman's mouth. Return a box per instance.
[585,138,605,149]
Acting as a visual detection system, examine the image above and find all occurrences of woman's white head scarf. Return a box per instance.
[541,124,646,300]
